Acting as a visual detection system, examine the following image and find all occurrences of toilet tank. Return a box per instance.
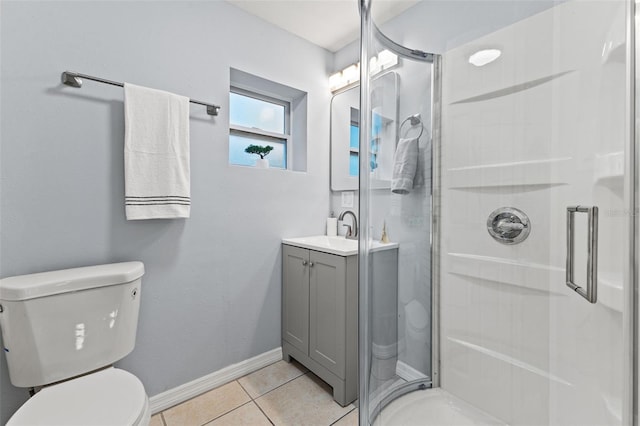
[0,262,144,388]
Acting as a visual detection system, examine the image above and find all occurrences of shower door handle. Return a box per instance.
[566,206,598,303]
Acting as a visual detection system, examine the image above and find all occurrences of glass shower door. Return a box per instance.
[359,0,636,425]
[358,4,439,422]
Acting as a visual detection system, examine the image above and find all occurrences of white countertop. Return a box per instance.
[282,235,398,256]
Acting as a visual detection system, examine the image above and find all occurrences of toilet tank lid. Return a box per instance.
[0,262,144,301]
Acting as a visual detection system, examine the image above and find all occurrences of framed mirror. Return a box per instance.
[330,71,399,191]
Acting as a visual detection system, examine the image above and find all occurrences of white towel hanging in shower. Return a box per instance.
[391,137,419,194]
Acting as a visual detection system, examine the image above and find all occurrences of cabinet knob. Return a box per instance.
[302,260,308,265]
[309,262,314,267]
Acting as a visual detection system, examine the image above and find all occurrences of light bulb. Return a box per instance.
[468,49,501,67]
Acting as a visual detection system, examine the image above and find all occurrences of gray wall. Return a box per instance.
[0,1,332,422]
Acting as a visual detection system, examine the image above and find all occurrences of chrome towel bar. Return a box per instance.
[61,71,221,116]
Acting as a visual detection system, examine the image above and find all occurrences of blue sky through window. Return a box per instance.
[229,92,285,134]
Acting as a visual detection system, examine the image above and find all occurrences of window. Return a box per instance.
[229,68,308,171]
[229,89,290,169]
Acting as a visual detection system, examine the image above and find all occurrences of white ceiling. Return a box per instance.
[224,0,419,52]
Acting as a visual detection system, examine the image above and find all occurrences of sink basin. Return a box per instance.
[282,235,398,256]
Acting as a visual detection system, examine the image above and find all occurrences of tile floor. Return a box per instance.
[149,360,359,426]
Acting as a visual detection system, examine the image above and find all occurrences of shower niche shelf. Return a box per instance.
[594,151,624,183]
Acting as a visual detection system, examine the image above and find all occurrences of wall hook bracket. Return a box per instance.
[61,71,82,88]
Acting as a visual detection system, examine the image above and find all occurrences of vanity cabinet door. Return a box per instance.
[309,251,346,378]
[282,245,310,354]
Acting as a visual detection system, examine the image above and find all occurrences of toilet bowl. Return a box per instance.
[7,368,150,426]
[403,300,429,373]
[405,299,428,341]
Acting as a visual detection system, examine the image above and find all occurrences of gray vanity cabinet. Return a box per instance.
[309,250,346,377]
[281,244,358,407]
[282,245,310,354]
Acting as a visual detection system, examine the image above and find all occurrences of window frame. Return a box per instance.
[229,86,292,169]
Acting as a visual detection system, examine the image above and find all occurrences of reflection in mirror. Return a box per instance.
[330,72,398,190]
[349,107,359,176]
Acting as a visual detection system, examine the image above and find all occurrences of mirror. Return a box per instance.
[330,72,398,191]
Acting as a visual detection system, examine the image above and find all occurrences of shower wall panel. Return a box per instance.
[440,1,627,424]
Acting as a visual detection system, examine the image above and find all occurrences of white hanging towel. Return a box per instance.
[124,83,190,220]
[391,137,418,194]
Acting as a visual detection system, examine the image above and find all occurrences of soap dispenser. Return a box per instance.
[381,221,389,243]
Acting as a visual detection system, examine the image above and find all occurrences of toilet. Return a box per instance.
[403,299,429,373]
[0,262,150,426]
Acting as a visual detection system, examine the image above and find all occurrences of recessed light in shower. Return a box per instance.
[468,49,502,67]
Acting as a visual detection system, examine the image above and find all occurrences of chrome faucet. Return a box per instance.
[338,210,358,240]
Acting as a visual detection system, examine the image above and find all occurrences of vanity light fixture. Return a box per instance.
[329,63,360,93]
[468,48,502,67]
[329,49,398,93]
[371,49,398,74]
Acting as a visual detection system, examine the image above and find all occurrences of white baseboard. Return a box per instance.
[149,347,282,414]
[395,361,429,382]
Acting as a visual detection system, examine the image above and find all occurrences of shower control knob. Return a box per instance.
[495,218,524,234]
[487,207,531,244]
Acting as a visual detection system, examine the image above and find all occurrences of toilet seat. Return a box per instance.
[7,367,150,426]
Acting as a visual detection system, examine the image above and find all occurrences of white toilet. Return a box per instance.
[0,261,150,426]
[403,299,429,373]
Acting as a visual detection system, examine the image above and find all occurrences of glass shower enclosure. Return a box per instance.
[358,0,637,425]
